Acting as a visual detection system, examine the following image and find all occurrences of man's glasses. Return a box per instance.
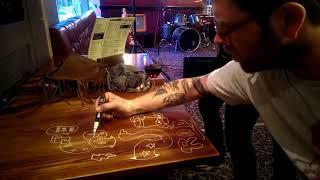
[214,17,254,38]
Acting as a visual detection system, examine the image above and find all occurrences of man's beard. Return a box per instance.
[237,29,309,73]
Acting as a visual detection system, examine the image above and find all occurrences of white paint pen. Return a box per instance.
[93,95,105,134]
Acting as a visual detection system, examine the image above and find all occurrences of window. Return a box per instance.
[88,0,101,17]
[56,0,82,21]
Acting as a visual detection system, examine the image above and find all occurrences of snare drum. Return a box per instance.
[161,23,179,40]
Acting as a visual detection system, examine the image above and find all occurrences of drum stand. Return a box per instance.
[157,38,173,55]
[198,21,212,48]
[157,6,174,55]
[200,31,212,47]
[130,0,146,54]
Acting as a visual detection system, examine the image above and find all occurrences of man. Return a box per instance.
[96,0,320,178]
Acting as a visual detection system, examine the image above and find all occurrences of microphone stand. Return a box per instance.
[130,0,146,54]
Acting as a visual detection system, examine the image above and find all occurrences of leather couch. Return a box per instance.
[49,10,96,66]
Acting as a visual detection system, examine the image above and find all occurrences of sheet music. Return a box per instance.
[88,17,135,61]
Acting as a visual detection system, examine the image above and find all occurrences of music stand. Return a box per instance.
[130,0,146,54]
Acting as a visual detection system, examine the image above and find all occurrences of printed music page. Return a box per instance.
[88,17,135,61]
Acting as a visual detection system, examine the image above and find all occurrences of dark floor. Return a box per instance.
[143,46,274,180]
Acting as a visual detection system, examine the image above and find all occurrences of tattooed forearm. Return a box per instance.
[162,93,186,106]
[168,81,180,91]
[192,77,211,97]
[181,79,190,94]
[153,88,168,98]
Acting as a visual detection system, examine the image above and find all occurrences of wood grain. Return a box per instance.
[0,93,218,179]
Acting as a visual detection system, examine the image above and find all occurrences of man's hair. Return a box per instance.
[232,0,320,25]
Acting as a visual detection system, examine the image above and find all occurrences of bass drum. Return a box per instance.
[172,27,200,52]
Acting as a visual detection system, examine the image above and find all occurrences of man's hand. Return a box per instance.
[95,92,135,119]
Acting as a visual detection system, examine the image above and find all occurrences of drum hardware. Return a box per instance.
[129,0,146,53]
[154,0,171,80]
[157,2,176,55]
[173,14,188,26]
[188,14,217,49]
[199,22,212,48]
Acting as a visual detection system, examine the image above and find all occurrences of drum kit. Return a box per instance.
[159,14,216,52]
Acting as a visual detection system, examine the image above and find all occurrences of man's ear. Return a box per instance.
[270,2,306,39]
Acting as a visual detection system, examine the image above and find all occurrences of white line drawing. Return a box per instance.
[46,110,208,160]
[130,113,172,129]
[172,120,192,128]
[173,120,205,141]
[46,126,79,136]
[178,137,204,153]
[91,153,117,161]
[118,129,173,160]
[46,126,116,155]
[129,114,206,155]
[50,135,71,144]
[176,129,195,138]
[46,126,78,144]
[60,138,94,154]
[84,130,116,148]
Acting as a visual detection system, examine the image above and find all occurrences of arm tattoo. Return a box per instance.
[181,79,190,94]
[169,81,179,91]
[192,77,211,97]
[162,93,186,106]
[153,88,168,98]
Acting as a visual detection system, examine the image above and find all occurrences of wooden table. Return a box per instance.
[0,89,219,179]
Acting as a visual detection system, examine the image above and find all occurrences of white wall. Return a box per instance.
[0,0,51,98]
[0,0,90,98]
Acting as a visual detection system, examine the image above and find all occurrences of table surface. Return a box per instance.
[0,54,218,179]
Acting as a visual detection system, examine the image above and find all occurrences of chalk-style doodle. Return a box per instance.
[46,126,79,136]
[130,113,172,129]
[178,137,204,153]
[50,135,71,144]
[172,120,192,128]
[173,120,205,141]
[84,130,116,148]
[118,129,173,160]
[46,126,78,144]
[91,153,117,161]
[60,139,94,154]
[47,126,116,155]
[176,129,195,138]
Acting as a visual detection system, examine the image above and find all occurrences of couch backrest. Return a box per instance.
[49,10,96,66]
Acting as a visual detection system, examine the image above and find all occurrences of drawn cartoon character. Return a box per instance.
[118,129,173,160]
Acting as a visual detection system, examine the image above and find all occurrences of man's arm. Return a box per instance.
[96,74,211,118]
[130,74,211,114]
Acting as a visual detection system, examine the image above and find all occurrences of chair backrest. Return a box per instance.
[183,56,230,78]
[49,10,96,66]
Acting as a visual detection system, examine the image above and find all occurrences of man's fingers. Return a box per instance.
[97,101,118,113]
[102,113,113,119]
[95,92,113,111]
